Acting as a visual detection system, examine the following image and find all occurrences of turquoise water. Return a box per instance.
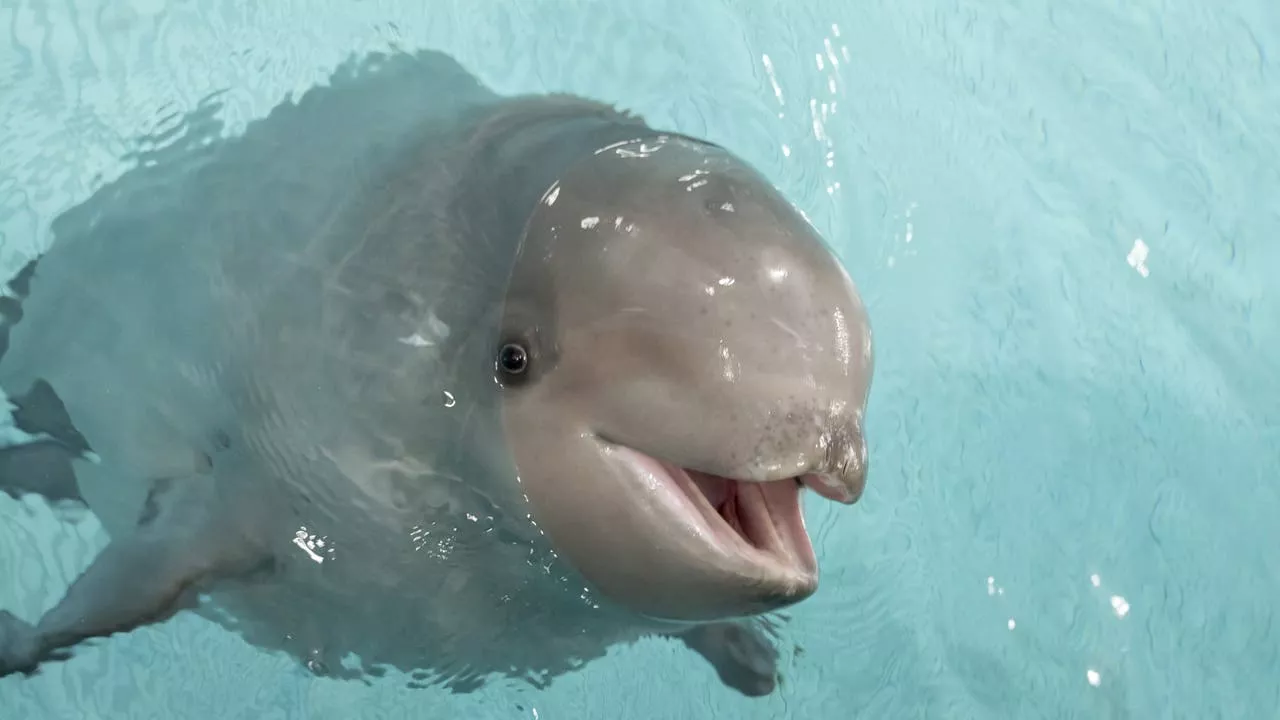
[1,0,1277,718]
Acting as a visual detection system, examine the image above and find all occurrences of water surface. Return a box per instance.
[1,0,1277,717]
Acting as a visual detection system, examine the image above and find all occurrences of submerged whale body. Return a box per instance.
[0,48,874,698]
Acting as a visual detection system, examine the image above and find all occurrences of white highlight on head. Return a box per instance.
[719,341,738,382]
[679,168,710,192]
[832,308,852,372]
[771,317,808,351]
[611,140,665,159]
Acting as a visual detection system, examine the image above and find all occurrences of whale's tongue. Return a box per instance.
[679,467,816,573]
[689,472,733,508]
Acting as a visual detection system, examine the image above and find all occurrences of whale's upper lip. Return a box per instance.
[604,443,822,587]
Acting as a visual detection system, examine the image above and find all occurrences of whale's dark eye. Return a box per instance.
[497,343,529,376]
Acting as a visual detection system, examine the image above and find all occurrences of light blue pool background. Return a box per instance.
[1,0,1277,717]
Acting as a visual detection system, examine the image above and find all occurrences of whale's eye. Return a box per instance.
[497,343,529,376]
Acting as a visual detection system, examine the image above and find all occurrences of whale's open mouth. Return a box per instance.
[605,444,827,584]
[672,464,820,576]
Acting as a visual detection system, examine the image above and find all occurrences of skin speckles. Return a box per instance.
[727,400,864,483]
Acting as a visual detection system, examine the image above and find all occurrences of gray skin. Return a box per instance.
[0,49,873,697]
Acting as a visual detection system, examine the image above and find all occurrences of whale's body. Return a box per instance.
[0,49,873,699]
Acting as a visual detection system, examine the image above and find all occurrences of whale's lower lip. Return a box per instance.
[606,444,820,586]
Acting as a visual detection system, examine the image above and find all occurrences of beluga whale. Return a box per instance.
[0,48,874,698]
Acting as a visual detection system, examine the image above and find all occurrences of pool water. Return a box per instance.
[1,0,1277,718]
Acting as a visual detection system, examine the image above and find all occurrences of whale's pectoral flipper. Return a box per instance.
[0,379,95,505]
[0,440,82,505]
[676,618,783,698]
[0,474,270,678]
[0,256,90,507]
